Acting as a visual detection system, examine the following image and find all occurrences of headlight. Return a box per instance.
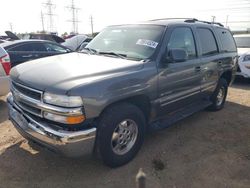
[243,55,250,62]
[43,92,83,107]
[44,112,85,124]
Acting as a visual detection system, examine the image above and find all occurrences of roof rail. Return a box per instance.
[149,18,224,27]
[184,19,224,27]
[150,18,196,21]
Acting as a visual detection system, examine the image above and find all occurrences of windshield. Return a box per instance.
[234,36,250,48]
[85,25,165,60]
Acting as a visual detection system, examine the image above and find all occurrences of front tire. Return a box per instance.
[97,103,146,167]
[208,78,228,111]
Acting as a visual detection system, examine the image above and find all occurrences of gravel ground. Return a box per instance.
[0,80,249,188]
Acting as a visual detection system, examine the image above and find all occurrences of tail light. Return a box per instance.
[0,54,11,75]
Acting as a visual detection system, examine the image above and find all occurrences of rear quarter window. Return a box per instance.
[216,28,237,52]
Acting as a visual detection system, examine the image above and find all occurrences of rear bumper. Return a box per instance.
[7,94,97,157]
[0,76,10,96]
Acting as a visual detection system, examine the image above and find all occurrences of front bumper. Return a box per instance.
[7,94,97,157]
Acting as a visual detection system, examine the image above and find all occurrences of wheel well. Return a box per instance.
[221,71,232,85]
[101,95,151,122]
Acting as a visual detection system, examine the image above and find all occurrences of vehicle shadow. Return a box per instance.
[231,77,250,89]
[0,99,8,124]
[0,101,250,188]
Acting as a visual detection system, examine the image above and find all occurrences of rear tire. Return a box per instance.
[97,103,146,167]
[208,78,228,111]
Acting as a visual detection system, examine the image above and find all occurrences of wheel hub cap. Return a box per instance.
[111,119,138,155]
[216,87,225,106]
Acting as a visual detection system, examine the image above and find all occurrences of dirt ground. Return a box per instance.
[0,80,250,188]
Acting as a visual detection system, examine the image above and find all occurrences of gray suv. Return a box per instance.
[7,18,238,167]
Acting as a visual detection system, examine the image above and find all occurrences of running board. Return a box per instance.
[149,100,212,131]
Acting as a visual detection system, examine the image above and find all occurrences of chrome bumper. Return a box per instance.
[7,94,97,157]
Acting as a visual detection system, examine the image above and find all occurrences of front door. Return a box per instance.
[158,26,202,115]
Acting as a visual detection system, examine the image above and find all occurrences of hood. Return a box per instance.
[10,53,144,94]
[237,48,250,56]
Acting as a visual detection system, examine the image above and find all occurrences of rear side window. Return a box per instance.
[167,27,197,59]
[9,43,46,52]
[43,43,68,53]
[197,28,218,56]
[216,29,237,52]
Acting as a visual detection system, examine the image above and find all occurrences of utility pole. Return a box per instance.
[90,15,94,37]
[9,23,13,32]
[211,16,216,23]
[43,0,56,32]
[66,0,81,34]
[41,11,45,32]
[225,15,229,27]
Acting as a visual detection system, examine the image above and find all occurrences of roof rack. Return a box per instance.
[150,18,224,27]
[150,18,196,21]
[184,18,224,27]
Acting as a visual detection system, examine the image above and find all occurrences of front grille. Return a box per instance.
[12,82,42,100]
[10,81,84,128]
[11,81,43,117]
[17,101,42,116]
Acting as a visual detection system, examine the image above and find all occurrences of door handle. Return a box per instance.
[22,55,32,58]
[195,66,201,72]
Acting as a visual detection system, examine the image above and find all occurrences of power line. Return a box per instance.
[66,0,81,34]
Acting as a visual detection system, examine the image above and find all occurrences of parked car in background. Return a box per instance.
[62,34,92,51]
[0,47,11,96]
[0,40,72,67]
[0,31,20,41]
[234,34,250,79]
[7,18,237,167]
[63,34,76,40]
[22,33,65,43]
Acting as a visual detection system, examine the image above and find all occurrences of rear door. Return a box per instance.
[195,27,221,98]
[158,26,202,114]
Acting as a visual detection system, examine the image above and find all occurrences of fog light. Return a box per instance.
[44,112,85,124]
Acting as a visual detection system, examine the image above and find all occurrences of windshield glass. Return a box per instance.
[234,36,250,48]
[86,25,165,60]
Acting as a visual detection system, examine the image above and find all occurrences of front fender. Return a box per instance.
[68,65,158,119]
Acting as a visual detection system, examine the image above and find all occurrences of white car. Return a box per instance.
[0,46,11,96]
[234,34,250,78]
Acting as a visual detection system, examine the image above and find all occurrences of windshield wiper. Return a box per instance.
[81,47,98,54]
[98,51,127,59]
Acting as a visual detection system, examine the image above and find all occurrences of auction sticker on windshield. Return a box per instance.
[136,39,158,48]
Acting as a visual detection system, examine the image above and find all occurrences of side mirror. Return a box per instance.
[167,48,188,63]
[78,42,89,51]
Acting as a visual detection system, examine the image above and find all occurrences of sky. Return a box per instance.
[0,0,250,35]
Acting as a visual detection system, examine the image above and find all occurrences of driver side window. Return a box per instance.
[167,27,197,60]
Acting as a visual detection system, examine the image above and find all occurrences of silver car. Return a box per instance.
[234,34,250,78]
[0,46,10,96]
